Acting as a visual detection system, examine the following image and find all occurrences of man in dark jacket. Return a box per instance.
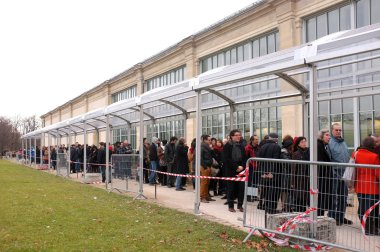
[200,135,214,203]
[70,144,79,173]
[97,142,106,183]
[149,137,159,185]
[223,129,246,212]
[257,132,281,214]
[165,136,177,188]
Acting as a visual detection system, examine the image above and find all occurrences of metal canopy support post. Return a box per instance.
[29,138,32,165]
[194,90,201,214]
[34,137,37,166]
[135,105,147,199]
[40,134,43,166]
[127,123,131,143]
[48,134,51,169]
[83,122,87,178]
[309,65,318,237]
[68,126,72,177]
[302,93,308,137]
[105,116,110,190]
[229,105,234,132]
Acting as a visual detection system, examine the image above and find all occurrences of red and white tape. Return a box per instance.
[361,200,380,235]
[143,167,248,182]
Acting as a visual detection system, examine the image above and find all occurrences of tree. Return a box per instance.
[0,117,20,153]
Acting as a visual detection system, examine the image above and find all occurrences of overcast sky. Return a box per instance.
[0,0,257,119]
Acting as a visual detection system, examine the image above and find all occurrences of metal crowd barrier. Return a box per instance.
[243,157,380,251]
[56,153,69,177]
[110,154,140,195]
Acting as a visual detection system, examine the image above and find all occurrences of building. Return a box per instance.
[40,0,380,150]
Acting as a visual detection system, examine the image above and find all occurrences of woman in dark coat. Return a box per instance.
[317,129,333,216]
[174,138,189,191]
[291,136,310,212]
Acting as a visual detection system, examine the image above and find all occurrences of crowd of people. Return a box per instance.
[18,122,380,235]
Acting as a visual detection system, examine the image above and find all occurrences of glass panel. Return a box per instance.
[307,17,316,42]
[330,99,342,114]
[243,42,252,60]
[317,13,328,39]
[269,107,276,121]
[374,95,380,110]
[225,50,231,65]
[342,114,354,147]
[261,108,268,121]
[212,55,218,69]
[372,0,380,24]
[357,0,370,28]
[360,112,373,141]
[374,111,380,136]
[237,45,244,63]
[340,5,351,30]
[318,101,329,116]
[230,48,237,64]
[319,116,329,130]
[261,122,268,137]
[259,37,267,56]
[207,58,212,71]
[275,32,279,51]
[360,96,372,111]
[217,53,224,67]
[267,34,275,54]
[342,98,353,113]
[328,9,339,34]
[253,39,259,58]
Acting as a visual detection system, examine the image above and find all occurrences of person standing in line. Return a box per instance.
[200,135,215,203]
[97,142,106,183]
[328,123,353,226]
[165,137,177,188]
[245,134,259,202]
[256,133,281,214]
[223,130,246,212]
[280,135,294,212]
[148,137,159,185]
[174,137,189,191]
[317,129,333,217]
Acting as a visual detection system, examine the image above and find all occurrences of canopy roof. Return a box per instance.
[23,23,380,138]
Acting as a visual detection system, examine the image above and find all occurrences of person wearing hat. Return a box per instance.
[256,132,282,214]
[280,135,294,212]
[148,137,159,185]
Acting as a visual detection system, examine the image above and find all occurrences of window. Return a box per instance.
[305,1,380,42]
[199,31,279,73]
[111,85,137,103]
[112,126,137,150]
[145,65,186,92]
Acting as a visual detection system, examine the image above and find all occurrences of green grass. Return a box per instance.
[0,160,292,251]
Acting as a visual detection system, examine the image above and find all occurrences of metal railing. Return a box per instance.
[243,157,380,252]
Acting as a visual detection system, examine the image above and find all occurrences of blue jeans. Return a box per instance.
[176,176,183,190]
[149,161,158,184]
[328,173,348,221]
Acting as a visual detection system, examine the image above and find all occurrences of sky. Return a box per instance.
[0,0,257,119]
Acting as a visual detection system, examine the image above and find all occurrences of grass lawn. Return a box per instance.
[0,160,292,251]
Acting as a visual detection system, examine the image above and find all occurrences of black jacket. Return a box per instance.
[164,143,176,164]
[222,141,246,177]
[201,142,213,168]
[97,147,106,165]
[149,144,158,162]
[175,144,189,174]
[257,140,281,177]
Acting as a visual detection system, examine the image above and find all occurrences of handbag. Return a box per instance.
[342,151,358,188]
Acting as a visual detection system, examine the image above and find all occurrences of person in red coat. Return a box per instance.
[354,137,380,235]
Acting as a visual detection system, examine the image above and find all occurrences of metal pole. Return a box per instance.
[229,105,234,131]
[127,123,131,143]
[48,134,51,169]
[40,134,43,166]
[83,122,87,179]
[68,127,72,177]
[194,90,202,214]
[29,138,31,165]
[135,105,147,199]
[302,93,308,137]
[309,65,318,237]
[34,137,37,166]
[106,116,110,189]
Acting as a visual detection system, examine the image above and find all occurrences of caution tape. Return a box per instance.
[361,200,380,235]
[142,167,248,182]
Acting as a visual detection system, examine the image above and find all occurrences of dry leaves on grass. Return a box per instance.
[245,240,271,252]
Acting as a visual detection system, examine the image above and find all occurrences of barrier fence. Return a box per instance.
[243,157,380,252]
[110,154,140,195]
[56,153,69,177]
